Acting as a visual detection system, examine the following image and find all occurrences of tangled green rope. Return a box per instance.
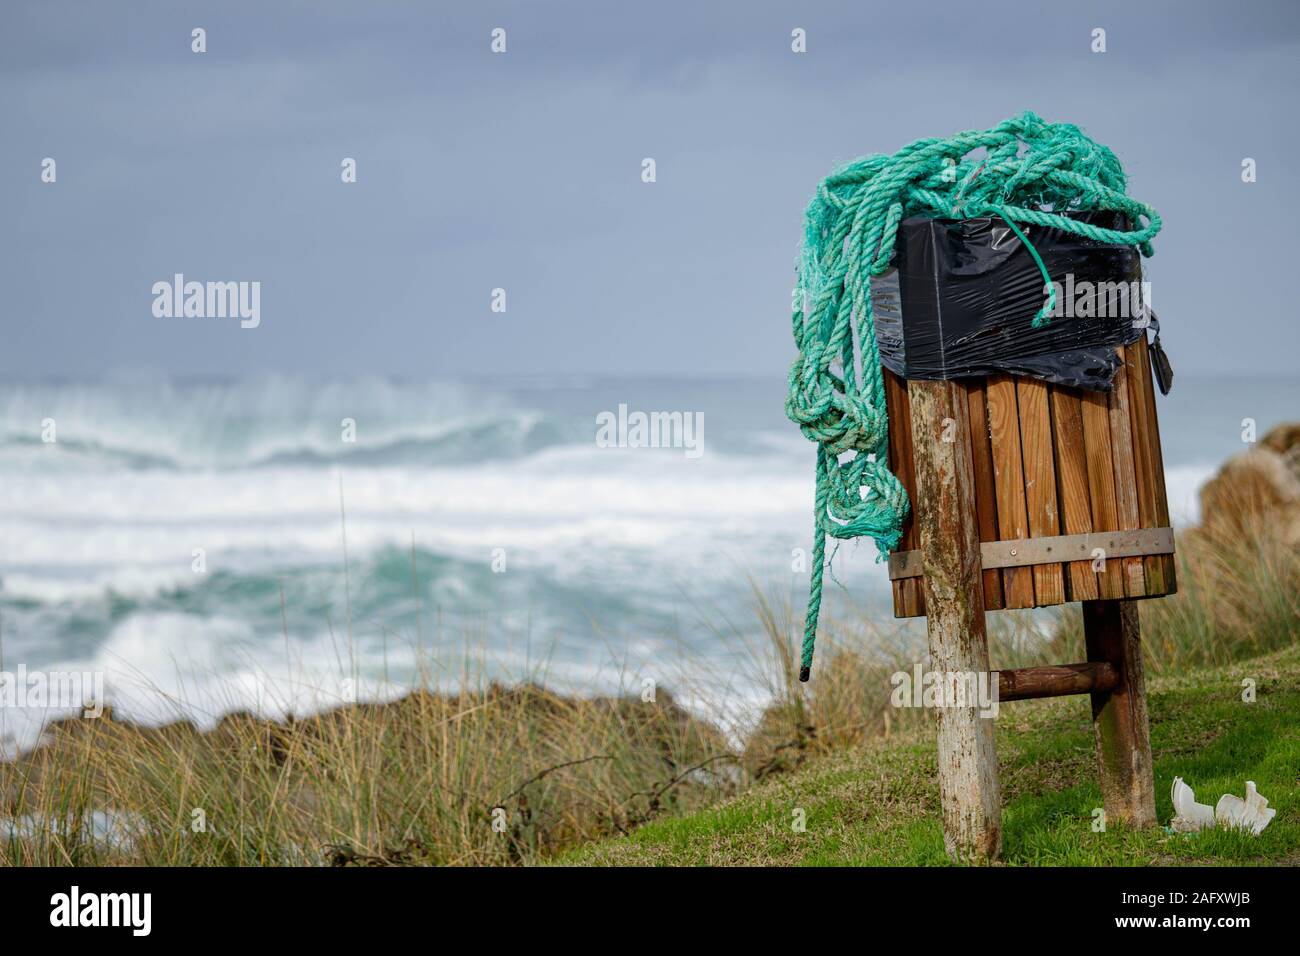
[785,111,1161,680]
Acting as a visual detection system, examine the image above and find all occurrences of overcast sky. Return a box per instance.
[3,0,1298,379]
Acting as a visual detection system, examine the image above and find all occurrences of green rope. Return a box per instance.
[785,112,1161,680]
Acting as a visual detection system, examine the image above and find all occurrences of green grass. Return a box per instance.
[556,643,1300,866]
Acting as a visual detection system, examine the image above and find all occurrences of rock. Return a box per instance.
[1197,423,1300,545]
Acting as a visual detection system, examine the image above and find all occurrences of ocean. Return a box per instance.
[0,373,1294,754]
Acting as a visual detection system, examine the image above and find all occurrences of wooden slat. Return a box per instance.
[986,375,1035,608]
[1080,390,1126,599]
[1016,378,1065,605]
[1145,353,1177,595]
[1125,339,1166,595]
[1107,355,1147,597]
[1049,385,1100,601]
[884,371,907,617]
[964,380,1004,611]
[884,370,923,617]
[1127,336,1177,595]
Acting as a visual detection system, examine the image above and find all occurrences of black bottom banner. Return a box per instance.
[0,865,1282,941]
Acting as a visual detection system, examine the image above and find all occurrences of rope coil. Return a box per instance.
[786,112,1162,680]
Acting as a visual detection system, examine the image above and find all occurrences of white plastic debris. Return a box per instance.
[1169,777,1274,835]
[1215,781,1277,836]
[1170,776,1215,832]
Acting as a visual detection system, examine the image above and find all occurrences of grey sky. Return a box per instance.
[3,0,1298,378]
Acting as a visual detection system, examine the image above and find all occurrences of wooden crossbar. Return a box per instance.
[996,662,1119,702]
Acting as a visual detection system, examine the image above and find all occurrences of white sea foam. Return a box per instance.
[1164,463,1214,526]
[0,375,550,470]
[0,450,812,574]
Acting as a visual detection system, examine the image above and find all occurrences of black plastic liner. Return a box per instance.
[870,211,1149,391]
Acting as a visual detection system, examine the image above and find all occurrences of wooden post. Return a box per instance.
[908,379,1002,864]
[1083,599,1156,828]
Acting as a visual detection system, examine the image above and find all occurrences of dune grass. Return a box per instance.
[0,678,735,866]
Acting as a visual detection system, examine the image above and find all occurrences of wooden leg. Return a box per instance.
[1083,599,1157,828]
[908,379,1002,864]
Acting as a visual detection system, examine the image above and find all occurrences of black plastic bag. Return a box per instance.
[870,211,1150,391]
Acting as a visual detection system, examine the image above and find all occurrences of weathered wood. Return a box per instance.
[1017,378,1065,605]
[1107,358,1147,597]
[885,372,908,618]
[1127,337,1177,595]
[1049,386,1100,601]
[986,375,1035,608]
[1125,340,1165,595]
[1142,351,1177,597]
[1083,599,1157,828]
[965,380,1005,610]
[1080,388,1126,599]
[996,662,1119,702]
[907,378,1001,864]
[885,370,924,617]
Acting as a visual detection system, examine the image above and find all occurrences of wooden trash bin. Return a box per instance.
[884,334,1176,864]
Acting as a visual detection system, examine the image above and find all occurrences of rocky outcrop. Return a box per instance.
[1197,422,1300,545]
